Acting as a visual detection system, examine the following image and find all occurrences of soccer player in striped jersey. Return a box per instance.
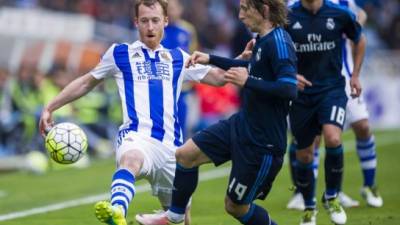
[38,1,226,225]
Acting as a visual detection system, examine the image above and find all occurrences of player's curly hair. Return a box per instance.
[248,0,288,27]
[134,0,168,17]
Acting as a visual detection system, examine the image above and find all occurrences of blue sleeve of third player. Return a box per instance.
[244,77,298,100]
[209,54,249,70]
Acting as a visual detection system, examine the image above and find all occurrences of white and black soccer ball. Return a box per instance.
[45,122,88,164]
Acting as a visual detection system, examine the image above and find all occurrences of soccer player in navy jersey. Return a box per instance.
[38,1,227,225]
[286,0,366,224]
[136,0,298,225]
[286,0,382,212]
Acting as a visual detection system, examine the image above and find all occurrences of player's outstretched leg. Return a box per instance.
[95,168,135,225]
[95,201,127,225]
[135,163,198,225]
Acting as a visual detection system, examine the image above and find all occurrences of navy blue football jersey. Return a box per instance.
[287,0,362,94]
[238,27,297,153]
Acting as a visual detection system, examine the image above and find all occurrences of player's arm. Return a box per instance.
[344,9,366,98]
[236,39,255,60]
[225,67,297,99]
[200,68,226,86]
[350,34,366,97]
[185,51,249,70]
[39,74,102,136]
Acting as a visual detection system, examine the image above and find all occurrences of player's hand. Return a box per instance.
[350,76,362,98]
[237,39,255,60]
[296,74,312,91]
[224,67,249,87]
[39,107,54,138]
[185,51,210,68]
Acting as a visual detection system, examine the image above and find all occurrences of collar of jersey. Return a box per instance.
[256,27,277,42]
[299,0,327,15]
[131,40,165,52]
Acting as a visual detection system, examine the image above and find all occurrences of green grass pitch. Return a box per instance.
[0,129,399,225]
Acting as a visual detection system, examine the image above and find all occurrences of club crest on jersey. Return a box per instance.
[326,18,335,30]
[160,51,172,61]
[256,48,262,61]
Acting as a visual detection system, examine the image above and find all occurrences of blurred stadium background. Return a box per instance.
[0,0,399,224]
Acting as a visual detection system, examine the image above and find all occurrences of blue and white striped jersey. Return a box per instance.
[90,41,211,148]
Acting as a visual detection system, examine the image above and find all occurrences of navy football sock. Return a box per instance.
[325,145,344,199]
[288,142,298,191]
[169,163,199,214]
[295,161,316,209]
[237,204,275,225]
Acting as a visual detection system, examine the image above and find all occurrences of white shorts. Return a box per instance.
[345,94,369,126]
[116,131,176,207]
[344,74,369,127]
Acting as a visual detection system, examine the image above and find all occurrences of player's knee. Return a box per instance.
[175,148,195,168]
[296,148,314,163]
[324,134,341,147]
[119,150,144,175]
[352,120,371,139]
[224,197,248,218]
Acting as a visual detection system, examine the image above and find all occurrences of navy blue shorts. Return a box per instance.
[289,90,348,149]
[192,117,284,204]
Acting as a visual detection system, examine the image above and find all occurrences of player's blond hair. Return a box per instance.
[134,0,168,17]
[248,0,288,27]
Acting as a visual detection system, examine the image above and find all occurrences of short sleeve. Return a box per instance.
[181,50,212,82]
[342,10,362,43]
[90,44,119,79]
[270,29,297,85]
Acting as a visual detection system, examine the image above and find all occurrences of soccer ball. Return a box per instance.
[45,122,88,164]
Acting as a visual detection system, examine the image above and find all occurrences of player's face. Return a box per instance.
[239,0,264,33]
[135,2,168,50]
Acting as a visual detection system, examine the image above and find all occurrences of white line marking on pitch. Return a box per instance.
[0,167,230,222]
[0,131,398,222]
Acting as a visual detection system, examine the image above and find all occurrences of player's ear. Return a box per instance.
[134,17,139,27]
[164,16,169,27]
[263,4,270,19]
